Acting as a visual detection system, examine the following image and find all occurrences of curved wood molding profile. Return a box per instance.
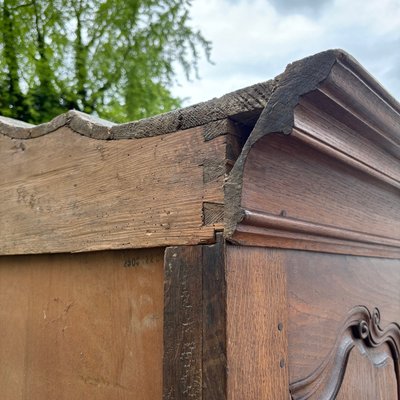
[289,306,400,399]
[225,49,400,257]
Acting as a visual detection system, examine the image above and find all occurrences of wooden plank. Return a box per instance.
[0,126,226,255]
[0,248,164,399]
[202,234,226,399]
[163,236,227,400]
[163,245,203,399]
[226,246,289,399]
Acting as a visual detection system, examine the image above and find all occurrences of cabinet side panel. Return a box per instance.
[0,248,164,400]
[226,246,289,399]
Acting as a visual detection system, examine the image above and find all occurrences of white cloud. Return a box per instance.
[173,0,400,104]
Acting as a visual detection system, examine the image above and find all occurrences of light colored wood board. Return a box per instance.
[0,126,225,254]
[0,248,164,400]
[241,134,400,242]
[226,246,289,399]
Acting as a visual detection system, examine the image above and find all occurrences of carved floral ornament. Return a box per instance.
[290,306,400,400]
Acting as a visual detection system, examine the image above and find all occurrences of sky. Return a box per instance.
[172,0,400,106]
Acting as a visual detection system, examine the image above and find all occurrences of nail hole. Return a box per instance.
[280,359,285,368]
[278,322,283,331]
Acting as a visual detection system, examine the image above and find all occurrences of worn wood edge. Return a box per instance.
[163,245,203,399]
[0,80,273,140]
[202,233,227,400]
[225,49,400,239]
[229,230,400,259]
[229,210,400,258]
[163,234,227,400]
[289,306,400,399]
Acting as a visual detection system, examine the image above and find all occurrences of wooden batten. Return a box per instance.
[225,49,400,258]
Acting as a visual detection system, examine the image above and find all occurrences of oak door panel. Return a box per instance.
[284,250,400,399]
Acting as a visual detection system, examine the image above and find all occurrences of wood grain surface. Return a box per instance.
[226,246,289,399]
[234,133,400,257]
[284,250,400,391]
[163,235,226,400]
[0,248,164,399]
[336,343,398,400]
[0,126,225,255]
[163,245,203,399]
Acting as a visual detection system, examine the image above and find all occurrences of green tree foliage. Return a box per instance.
[0,0,211,123]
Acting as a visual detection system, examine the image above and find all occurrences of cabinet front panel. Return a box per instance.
[285,251,400,399]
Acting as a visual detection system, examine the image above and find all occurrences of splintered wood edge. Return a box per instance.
[0,80,274,140]
[224,49,400,256]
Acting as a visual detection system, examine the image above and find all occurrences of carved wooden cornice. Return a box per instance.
[289,306,400,399]
[1,49,399,255]
[225,49,400,257]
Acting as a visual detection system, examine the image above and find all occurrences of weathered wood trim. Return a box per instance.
[230,209,400,258]
[225,49,400,257]
[163,245,203,400]
[163,234,226,400]
[202,235,227,400]
[0,80,273,140]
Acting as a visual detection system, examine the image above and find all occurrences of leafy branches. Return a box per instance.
[0,0,211,123]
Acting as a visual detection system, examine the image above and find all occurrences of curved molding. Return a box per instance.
[289,306,400,399]
[225,50,400,256]
[240,210,400,248]
[0,80,273,140]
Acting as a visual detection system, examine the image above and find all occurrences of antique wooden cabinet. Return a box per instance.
[1,50,399,399]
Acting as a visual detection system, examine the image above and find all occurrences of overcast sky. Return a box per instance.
[172,0,400,105]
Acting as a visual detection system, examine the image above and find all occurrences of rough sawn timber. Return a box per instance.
[0,125,228,255]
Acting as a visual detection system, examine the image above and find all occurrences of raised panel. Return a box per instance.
[284,250,400,400]
[289,306,400,399]
[336,342,398,400]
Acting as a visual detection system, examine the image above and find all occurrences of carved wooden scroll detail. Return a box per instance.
[289,306,400,399]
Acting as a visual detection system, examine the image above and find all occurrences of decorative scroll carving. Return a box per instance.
[289,306,400,399]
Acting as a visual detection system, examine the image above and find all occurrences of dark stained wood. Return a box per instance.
[202,234,226,399]
[0,248,164,399]
[336,343,398,400]
[283,250,400,398]
[230,133,400,258]
[163,245,203,400]
[0,79,273,139]
[225,50,400,260]
[163,236,227,400]
[226,246,289,399]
